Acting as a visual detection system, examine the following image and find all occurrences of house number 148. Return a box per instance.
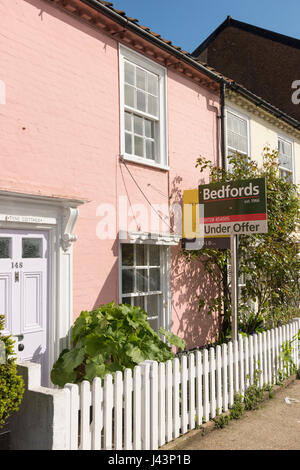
[12,262,23,269]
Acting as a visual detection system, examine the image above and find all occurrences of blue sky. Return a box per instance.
[112,0,300,52]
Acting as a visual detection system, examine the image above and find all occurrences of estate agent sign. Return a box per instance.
[198,178,267,235]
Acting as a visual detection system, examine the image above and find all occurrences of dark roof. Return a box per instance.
[192,16,300,57]
[77,1,300,130]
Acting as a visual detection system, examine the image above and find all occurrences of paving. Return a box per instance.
[176,379,300,450]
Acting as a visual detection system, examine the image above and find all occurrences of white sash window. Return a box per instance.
[119,45,168,169]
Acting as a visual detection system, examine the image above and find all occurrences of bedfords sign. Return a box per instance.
[199,178,267,235]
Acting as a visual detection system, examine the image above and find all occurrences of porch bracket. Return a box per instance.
[61,207,79,252]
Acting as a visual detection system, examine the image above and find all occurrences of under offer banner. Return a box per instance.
[198,178,268,235]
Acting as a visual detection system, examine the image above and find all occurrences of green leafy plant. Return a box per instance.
[244,370,264,410]
[51,302,186,387]
[279,330,300,377]
[276,369,285,386]
[184,148,300,340]
[213,414,230,429]
[0,315,24,429]
[229,393,245,420]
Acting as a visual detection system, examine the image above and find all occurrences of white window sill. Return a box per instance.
[122,154,169,171]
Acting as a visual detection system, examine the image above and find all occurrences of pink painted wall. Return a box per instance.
[0,0,221,348]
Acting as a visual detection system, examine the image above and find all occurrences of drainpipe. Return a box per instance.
[220,81,226,170]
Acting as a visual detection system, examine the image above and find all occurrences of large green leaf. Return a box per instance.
[159,328,186,351]
[50,349,77,387]
[124,344,146,364]
[84,356,106,381]
[62,344,86,373]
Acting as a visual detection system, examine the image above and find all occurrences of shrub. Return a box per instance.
[229,393,245,420]
[0,315,24,429]
[189,148,300,339]
[51,302,186,387]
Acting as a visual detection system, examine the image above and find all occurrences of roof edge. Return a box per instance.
[78,0,224,85]
[192,16,300,57]
[70,2,300,131]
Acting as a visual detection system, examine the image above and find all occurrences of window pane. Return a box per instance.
[227,112,248,154]
[146,140,154,160]
[134,295,145,310]
[122,269,134,294]
[278,139,293,171]
[237,136,248,153]
[148,317,159,332]
[238,119,247,137]
[147,294,159,316]
[145,119,154,138]
[136,90,146,112]
[125,132,132,154]
[122,244,134,266]
[0,238,11,259]
[148,74,158,96]
[122,296,132,306]
[134,115,143,136]
[136,269,147,292]
[149,245,160,266]
[136,67,146,91]
[125,112,132,131]
[148,95,158,116]
[279,154,293,171]
[149,268,160,291]
[136,245,147,266]
[125,61,135,85]
[22,238,42,258]
[282,140,292,156]
[125,84,135,108]
[134,135,144,157]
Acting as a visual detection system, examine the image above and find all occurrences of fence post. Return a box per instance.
[188,353,196,430]
[222,343,228,411]
[158,362,166,448]
[216,346,222,413]
[209,348,216,419]
[173,358,180,438]
[140,361,151,450]
[244,336,250,389]
[233,339,239,393]
[258,333,264,388]
[195,351,203,426]
[181,355,188,434]
[294,318,300,369]
[124,369,133,450]
[203,349,209,422]
[165,360,173,443]
[65,382,80,450]
[249,335,254,385]
[238,335,244,395]
[148,361,158,451]
[114,371,123,450]
[104,374,113,450]
[91,377,102,450]
[271,329,276,384]
[133,366,142,450]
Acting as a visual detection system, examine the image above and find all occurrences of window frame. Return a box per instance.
[119,242,171,332]
[225,107,251,170]
[119,44,168,170]
[277,134,295,183]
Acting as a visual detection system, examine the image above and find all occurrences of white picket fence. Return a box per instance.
[63,319,300,450]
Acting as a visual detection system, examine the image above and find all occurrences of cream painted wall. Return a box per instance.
[226,100,300,185]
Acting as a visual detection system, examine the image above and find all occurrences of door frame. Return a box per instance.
[0,190,85,386]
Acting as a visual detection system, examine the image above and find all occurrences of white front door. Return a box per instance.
[0,229,48,384]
